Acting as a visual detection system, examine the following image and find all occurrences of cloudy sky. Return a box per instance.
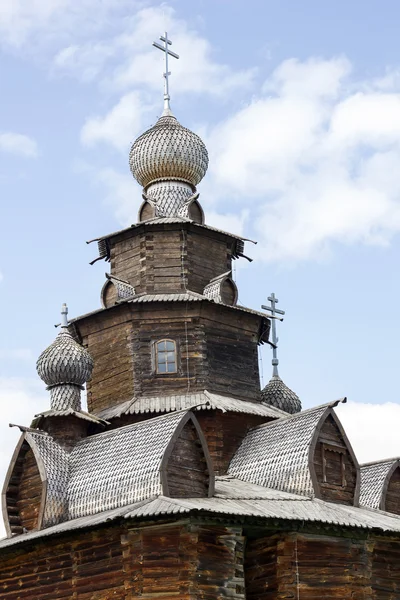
[1,0,400,534]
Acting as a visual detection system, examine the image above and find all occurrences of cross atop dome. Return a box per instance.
[128,33,208,221]
[261,293,301,414]
[153,32,180,114]
[262,293,285,377]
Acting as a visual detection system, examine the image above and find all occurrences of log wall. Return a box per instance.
[1,521,400,598]
[15,447,42,533]
[80,307,135,414]
[79,302,264,414]
[0,521,246,600]
[245,532,400,599]
[108,224,234,296]
[197,411,267,475]
[166,420,210,498]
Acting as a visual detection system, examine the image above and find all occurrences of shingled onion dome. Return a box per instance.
[129,109,209,218]
[261,375,302,415]
[36,304,93,412]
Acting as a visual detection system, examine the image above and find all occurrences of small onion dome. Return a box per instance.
[129,112,208,189]
[37,329,93,388]
[261,375,302,414]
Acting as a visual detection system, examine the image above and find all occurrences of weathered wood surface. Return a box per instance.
[313,414,358,505]
[1,523,400,598]
[0,521,246,599]
[108,223,234,296]
[166,420,210,498]
[246,532,400,599]
[245,534,279,599]
[79,301,264,414]
[41,415,88,450]
[15,446,41,533]
[197,411,267,475]
[386,466,400,515]
[4,442,43,536]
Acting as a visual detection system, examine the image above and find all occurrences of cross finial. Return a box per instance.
[61,303,68,328]
[153,32,180,114]
[261,293,285,377]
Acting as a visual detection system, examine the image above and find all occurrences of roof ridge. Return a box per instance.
[75,408,190,444]
[248,398,347,432]
[361,456,400,467]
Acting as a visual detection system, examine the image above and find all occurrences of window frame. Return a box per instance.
[321,442,347,488]
[154,339,178,375]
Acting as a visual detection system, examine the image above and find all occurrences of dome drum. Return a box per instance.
[49,384,82,412]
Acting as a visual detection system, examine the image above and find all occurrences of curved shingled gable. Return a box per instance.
[228,399,359,503]
[360,458,400,512]
[68,410,214,520]
[2,431,68,537]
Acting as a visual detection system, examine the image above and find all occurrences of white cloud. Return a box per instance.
[107,7,257,97]
[53,42,115,82]
[53,6,256,97]
[0,0,132,50]
[0,133,38,158]
[0,377,47,538]
[83,54,400,263]
[206,56,400,262]
[81,92,156,152]
[336,401,400,464]
[206,209,249,238]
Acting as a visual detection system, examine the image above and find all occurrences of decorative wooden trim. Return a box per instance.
[1,433,48,537]
[380,459,400,511]
[25,433,48,531]
[1,434,25,538]
[154,338,178,375]
[321,443,346,487]
[309,406,361,506]
[188,198,205,224]
[100,279,112,309]
[160,411,215,498]
[308,407,331,499]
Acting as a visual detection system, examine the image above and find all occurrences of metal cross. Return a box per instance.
[262,293,285,377]
[153,32,179,113]
[61,303,69,328]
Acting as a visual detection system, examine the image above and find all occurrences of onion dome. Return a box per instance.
[129,110,208,218]
[36,304,93,411]
[261,375,302,415]
[129,111,208,188]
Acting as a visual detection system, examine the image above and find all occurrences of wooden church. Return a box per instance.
[1,33,400,599]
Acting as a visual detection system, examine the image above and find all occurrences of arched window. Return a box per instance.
[156,340,177,374]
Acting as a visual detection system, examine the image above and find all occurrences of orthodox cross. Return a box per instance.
[262,293,285,377]
[153,32,180,112]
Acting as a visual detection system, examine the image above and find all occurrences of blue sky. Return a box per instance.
[1,1,400,518]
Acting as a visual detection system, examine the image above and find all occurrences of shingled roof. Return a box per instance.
[94,390,287,421]
[360,458,400,510]
[228,399,348,497]
[3,410,214,533]
[2,476,400,551]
